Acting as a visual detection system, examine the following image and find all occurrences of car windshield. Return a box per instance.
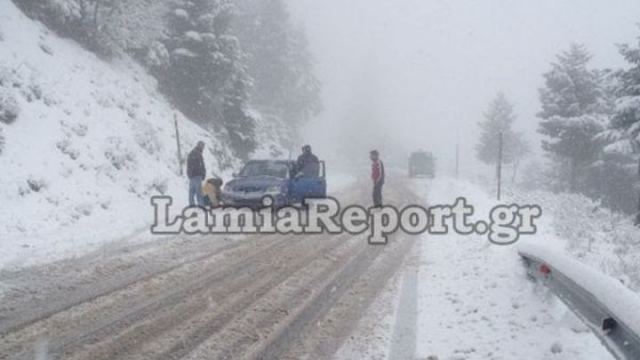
[239,161,289,178]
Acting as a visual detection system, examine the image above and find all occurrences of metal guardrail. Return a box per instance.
[519,246,640,360]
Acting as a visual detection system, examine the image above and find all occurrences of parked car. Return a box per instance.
[222,159,327,208]
[409,151,435,178]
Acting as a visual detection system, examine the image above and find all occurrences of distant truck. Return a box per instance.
[408,151,435,178]
[222,159,327,208]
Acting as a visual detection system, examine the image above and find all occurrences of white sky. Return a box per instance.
[288,0,640,176]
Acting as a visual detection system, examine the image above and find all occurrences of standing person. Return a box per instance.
[296,145,319,177]
[187,141,206,207]
[370,150,385,207]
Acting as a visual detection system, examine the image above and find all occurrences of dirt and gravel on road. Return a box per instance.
[0,179,420,360]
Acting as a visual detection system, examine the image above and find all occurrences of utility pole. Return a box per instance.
[174,113,183,176]
[636,155,640,226]
[455,142,460,179]
[496,132,503,201]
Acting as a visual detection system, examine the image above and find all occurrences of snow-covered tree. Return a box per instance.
[538,44,608,192]
[608,38,640,152]
[583,152,638,213]
[232,0,321,131]
[476,93,529,167]
[15,0,121,56]
[162,0,256,159]
[221,69,256,160]
[604,35,640,221]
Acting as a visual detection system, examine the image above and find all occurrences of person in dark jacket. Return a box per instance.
[296,145,319,177]
[370,150,385,207]
[187,141,206,206]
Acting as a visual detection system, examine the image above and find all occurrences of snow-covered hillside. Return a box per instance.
[0,1,282,269]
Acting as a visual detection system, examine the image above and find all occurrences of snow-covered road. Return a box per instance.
[0,179,411,360]
[419,178,615,359]
[339,177,614,360]
[0,175,625,360]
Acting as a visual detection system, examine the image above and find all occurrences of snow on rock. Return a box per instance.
[0,1,251,270]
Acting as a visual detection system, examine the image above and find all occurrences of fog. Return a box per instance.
[288,0,640,176]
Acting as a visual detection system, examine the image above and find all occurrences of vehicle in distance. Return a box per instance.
[409,151,435,178]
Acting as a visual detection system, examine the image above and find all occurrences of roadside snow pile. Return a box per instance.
[519,242,640,338]
[510,189,640,292]
[413,178,613,360]
[0,1,253,269]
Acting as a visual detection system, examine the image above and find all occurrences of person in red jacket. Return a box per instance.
[370,150,385,207]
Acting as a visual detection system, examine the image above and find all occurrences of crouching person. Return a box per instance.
[202,177,223,208]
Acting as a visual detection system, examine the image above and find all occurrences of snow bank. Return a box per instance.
[509,188,640,291]
[413,177,613,359]
[0,1,284,269]
[519,242,640,338]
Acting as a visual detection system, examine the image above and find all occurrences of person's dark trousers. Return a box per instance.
[189,176,205,207]
[373,181,383,207]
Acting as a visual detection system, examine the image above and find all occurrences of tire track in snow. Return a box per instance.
[388,248,419,360]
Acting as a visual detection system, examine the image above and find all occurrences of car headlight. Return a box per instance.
[266,186,282,195]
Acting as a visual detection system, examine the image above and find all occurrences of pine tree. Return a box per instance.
[221,67,256,160]
[163,0,256,159]
[232,0,321,131]
[607,34,640,222]
[609,38,640,149]
[538,44,607,192]
[476,93,529,166]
